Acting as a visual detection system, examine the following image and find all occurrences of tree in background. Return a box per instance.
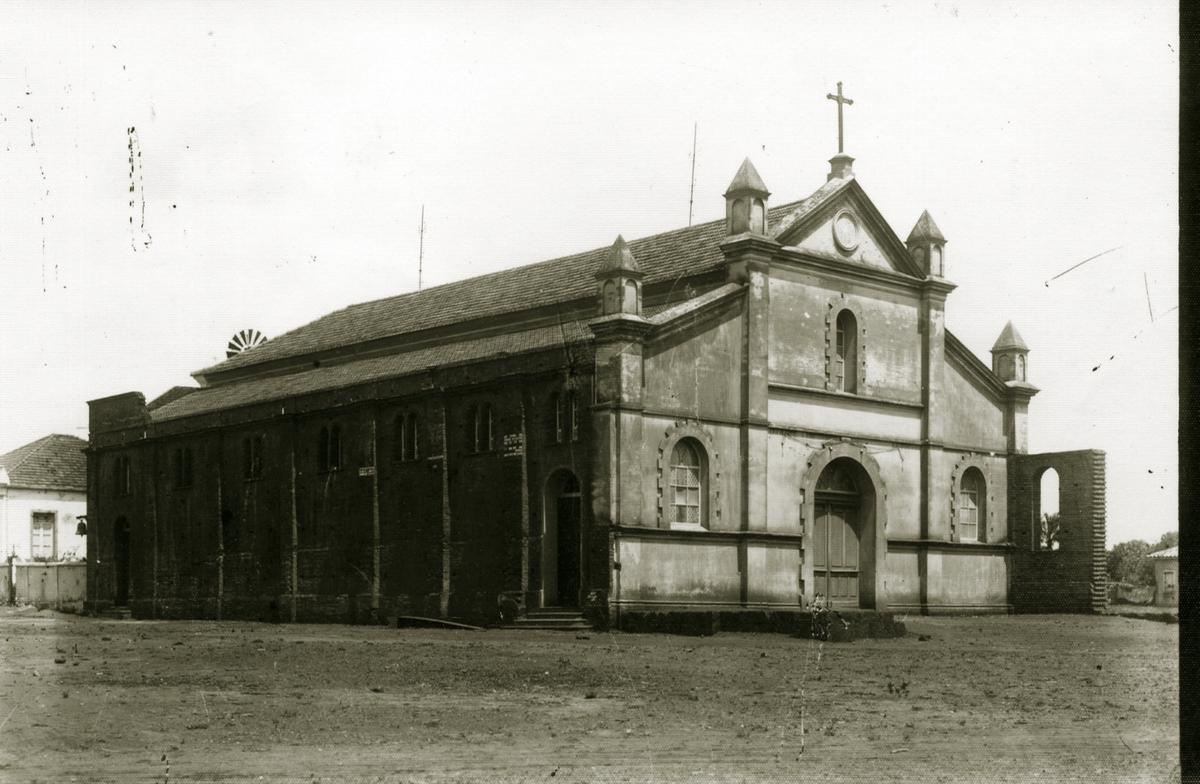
[1039,513,1062,550]
[1106,531,1177,587]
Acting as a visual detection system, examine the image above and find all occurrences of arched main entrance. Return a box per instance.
[543,470,582,608]
[811,457,878,609]
[114,516,131,607]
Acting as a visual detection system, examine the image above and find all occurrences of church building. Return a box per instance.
[85,121,1108,626]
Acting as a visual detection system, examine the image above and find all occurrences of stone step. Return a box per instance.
[526,609,587,619]
[501,623,593,632]
[516,616,589,625]
[103,607,132,620]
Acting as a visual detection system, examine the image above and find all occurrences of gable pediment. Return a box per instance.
[773,180,924,278]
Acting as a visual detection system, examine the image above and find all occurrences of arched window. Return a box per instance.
[552,392,564,443]
[669,439,705,527]
[318,424,341,472]
[173,447,194,488]
[242,436,264,480]
[1016,354,1026,381]
[552,390,580,444]
[835,310,858,394]
[959,468,986,543]
[396,413,419,461]
[406,413,419,460]
[470,403,493,453]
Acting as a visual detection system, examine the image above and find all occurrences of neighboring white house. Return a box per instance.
[0,434,88,562]
[1147,546,1178,607]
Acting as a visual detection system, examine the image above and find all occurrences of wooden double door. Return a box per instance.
[813,498,861,606]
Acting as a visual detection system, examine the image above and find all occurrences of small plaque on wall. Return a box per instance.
[502,432,524,458]
[358,466,375,477]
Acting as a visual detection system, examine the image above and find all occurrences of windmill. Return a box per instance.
[226,328,268,358]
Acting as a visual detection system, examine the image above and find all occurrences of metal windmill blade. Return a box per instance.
[226,328,268,358]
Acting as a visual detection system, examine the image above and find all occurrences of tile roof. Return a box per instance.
[1148,546,1177,559]
[153,321,594,422]
[0,434,88,491]
[198,195,833,379]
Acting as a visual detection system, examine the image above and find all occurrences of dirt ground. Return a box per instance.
[0,608,1179,783]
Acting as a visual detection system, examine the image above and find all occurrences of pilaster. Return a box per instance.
[721,234,778,536]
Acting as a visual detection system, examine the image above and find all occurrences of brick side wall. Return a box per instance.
[1008,450,1106,613]
[86,367,598,627]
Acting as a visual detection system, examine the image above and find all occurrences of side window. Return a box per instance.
[395,413,420,461]
[958,468,986,543]
[114,455,132,496]
[551,390,580,444]
[243,436,264,480]
[318,425,342,472]
[172,448,194,488]
[31,512,55,560]
[669,438,706,528]
[471,403,494,453]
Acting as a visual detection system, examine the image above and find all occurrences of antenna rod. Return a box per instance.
[418,205,426,292]
[688,122,697,226]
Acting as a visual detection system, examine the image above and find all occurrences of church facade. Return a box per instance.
[85,150,1108,626]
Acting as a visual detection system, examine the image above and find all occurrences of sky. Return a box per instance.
[0,1,1177,546]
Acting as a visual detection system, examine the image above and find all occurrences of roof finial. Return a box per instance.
[826,82,856,181]
[826,81,854,154]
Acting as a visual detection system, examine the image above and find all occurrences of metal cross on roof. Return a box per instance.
[826,81,854,154]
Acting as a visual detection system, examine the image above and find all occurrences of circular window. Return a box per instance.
[833,210,860,253]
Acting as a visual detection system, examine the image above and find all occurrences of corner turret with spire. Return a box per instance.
[595,235,643,317]
[906,210,947,278]
[991,320,1031,383]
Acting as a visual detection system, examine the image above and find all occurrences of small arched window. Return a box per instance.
[318,424,341,472]
[669,439,706,527]
[835,310,858,394]
[396,413,419,461]
[243,436,264,480]
[959,468,986,543]
[552,390,580,443]
[114,455,132,496]
[470,403,494,453]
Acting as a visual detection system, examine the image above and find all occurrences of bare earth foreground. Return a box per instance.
[0,609,1178,783]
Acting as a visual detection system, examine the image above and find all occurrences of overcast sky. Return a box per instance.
[0,1,1177,546]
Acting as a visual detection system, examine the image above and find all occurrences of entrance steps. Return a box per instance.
[102,606,132,620]
[502,607,592,632]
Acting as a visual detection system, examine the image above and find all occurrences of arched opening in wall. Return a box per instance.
[1037,468,1061,551]
[113,516,131,607]
[623,280,639,313]
[602,280,619,313]
[813,458,877,608]
[542,469,582,608]
[835,310,858,394]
